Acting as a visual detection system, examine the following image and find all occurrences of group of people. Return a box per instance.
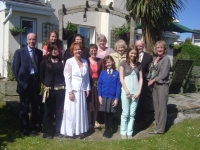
[12,30,170,140]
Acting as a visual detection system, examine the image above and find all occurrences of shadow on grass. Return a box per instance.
[165,104,178,132]
[0,101,26,147]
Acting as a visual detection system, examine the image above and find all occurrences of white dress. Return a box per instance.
[60,57,90,136]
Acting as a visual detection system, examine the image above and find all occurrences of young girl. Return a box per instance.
[43,31,62,57]
[87,44,102,129]
[119,46,143,139]
[98,55,121,138]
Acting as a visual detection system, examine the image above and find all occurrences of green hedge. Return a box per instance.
[177,44,200,66]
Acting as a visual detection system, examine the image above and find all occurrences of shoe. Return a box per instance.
[94,121,101,128]
[121,135,127,139]
[54,134,64,138]
[80,133,85,139]
[21,130,29,136]
[127,135,132,139]
[103,130,108,137]
[106,131,112,138]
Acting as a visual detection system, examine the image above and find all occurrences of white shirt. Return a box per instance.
[27,46,35,74]
[107,69,113,74]
[139,51,144,62]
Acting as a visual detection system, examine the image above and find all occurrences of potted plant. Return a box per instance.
[10,27,26,36]
[113,24,130,44]
[63,22,78,40]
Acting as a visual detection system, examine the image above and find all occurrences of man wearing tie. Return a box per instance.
[135,40,153,123]
[13,33,43,135]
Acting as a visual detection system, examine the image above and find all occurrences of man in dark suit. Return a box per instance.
[13,33,43,135]
[135,40,153,123]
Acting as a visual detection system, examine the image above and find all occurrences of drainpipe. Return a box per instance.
[1,5,12,77]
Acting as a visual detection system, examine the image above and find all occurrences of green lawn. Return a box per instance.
[0,99,200,150]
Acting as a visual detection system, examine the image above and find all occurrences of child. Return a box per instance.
[119,46,143,139]
[43,31,62,57]
[98,55,121,138]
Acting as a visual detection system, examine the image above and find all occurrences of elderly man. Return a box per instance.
[135,40,153,123]
[13,33,43,135]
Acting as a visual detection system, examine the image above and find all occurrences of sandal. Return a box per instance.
[94,121,101,128]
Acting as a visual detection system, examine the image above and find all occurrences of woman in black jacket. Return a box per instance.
[40,44,65,139]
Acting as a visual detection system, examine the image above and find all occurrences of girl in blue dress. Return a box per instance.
[119,46,143,139]
[98,55,121,138]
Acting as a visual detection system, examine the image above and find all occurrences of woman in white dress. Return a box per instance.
[61,42,90,139]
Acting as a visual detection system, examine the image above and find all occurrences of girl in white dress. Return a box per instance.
[60,42,90,139]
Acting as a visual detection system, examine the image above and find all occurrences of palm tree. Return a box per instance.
[126,0,186,53]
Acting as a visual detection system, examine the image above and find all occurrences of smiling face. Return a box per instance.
[156,44,165,56]
[117,45,125,55]
[98,39,106,49]
[105,59,113,69]
[49,32,58,43]
[27,33,37,49]
[89,47,97,58]
[135,40,144,54]
[129,49,138,61]
[75,36,82,44]
[73,45,82,58]
[51,47,59,56]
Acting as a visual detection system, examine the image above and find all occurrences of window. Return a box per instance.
[78,26,95,47]
[21,18,36,47]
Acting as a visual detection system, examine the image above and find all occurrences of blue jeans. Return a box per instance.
[120,94,139,136]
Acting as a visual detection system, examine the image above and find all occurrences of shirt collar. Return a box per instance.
[107,68,113,72]
[139,51,144,56]
[27,46,35,52]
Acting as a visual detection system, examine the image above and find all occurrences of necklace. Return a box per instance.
[75,58,83,67]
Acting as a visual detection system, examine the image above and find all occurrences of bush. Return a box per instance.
[173,44,200,67]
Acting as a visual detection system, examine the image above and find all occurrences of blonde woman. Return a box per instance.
[110,39,127,71]
[148,41,170,134]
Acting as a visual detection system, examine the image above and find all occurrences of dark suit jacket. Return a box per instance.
[141,52,153,82]
[13,47,43,94]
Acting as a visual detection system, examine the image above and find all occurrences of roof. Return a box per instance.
[193,30,200,39]
[2,0,50,7]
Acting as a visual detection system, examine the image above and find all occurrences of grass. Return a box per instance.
[0,99,200,150]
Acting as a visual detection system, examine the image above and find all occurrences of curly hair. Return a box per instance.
[126,45,139,65]
[69,42,83,55]
[102,55,116,70]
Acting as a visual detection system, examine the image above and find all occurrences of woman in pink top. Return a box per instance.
[96,34,115,59]
[43,31,63,58]
[87,44,102,129]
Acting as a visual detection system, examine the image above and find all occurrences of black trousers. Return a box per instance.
[135,79,148,121]
[104,112,113,132]
[19,75,40,132]
[43,89,65,137]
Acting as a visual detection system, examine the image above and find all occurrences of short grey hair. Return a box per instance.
[97,34,107,43]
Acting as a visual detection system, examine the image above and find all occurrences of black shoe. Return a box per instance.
[79,133,85,139]
[21,130,29,136]
[103,130,108,137]
[54,134,64,138]
[106,131,112,138]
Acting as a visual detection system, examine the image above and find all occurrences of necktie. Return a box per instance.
[108,69,111,78]
[30,49,38,74]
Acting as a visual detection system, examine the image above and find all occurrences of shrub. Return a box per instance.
[173,44,200,67]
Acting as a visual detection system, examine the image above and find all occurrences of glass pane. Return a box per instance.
[21,20,34,47]
[79,27,90,48]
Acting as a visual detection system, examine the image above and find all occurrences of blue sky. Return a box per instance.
[177,0,200,41]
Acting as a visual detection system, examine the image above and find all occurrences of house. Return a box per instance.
[0,0,179,77]
[192,30,200,46]
[0,0,54,77]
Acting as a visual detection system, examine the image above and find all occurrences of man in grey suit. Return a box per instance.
[135,40,153,123]
[13,33,43,135]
